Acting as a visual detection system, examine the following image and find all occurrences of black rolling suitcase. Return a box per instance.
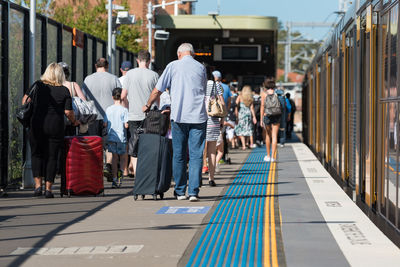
[133,133,172,200]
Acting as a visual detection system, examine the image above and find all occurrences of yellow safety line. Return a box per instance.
[263,162,272,267]
[270,161,279,267]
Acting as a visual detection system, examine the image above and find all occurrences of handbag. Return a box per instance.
[143,109,170,136]
[16,82,38,128]
[67,82,98,125]
[207,82,227,118]
[128,122,144,157]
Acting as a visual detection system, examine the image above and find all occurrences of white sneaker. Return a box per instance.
[177,195,187,200]
[271,158,276,162]
[279,144,284,148]
[189,196,199,202]
[263,156,271,162]
[250,144,257,148]
[215,164,220,174]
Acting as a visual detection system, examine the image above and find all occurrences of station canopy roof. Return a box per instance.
[156,15,278,31]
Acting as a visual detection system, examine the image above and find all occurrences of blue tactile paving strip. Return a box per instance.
[186,147,273,267]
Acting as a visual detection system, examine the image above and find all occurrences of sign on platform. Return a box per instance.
[156,206,210,215]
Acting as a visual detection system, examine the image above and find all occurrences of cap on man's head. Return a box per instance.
[212,70,222,78]
[121,61,132,71]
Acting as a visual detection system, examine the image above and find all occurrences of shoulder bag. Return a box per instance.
[207,82,227,118]
[70,82,98,124]
[16,82,39,128]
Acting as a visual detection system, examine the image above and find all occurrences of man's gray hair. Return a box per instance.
[177,43,194,55]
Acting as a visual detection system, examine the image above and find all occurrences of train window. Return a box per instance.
[382,12,389,99]
[384,102,399,224]
[389,6,398,97]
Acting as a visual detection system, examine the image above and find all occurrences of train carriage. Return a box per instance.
[304,0,400,241]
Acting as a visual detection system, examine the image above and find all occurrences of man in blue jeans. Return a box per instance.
[143,43,207,202]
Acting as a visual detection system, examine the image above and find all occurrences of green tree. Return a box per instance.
[50,0,142,52]
[11,0,52,15]
[12,0,142,52]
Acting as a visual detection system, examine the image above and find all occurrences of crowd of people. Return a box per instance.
[23,42,296,200]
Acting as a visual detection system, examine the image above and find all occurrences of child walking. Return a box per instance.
[104,87,129,188]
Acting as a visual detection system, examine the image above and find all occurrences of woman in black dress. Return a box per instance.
[22,63,79,198]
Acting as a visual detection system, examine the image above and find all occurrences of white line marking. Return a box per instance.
[10,245,144,256]
[291,143,400,267]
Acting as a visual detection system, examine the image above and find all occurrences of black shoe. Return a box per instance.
[45,190,54,198]
[104,164,113,182]
[33,187,42,197]
[209,180,216,187]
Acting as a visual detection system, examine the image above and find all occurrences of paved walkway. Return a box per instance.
[1,139,400,267]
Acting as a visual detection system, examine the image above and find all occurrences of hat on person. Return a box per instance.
[121,61,132,71]
[212,70,222,78]
[275,89,284,95]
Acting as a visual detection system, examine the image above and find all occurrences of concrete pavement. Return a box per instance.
[0,148,248,267]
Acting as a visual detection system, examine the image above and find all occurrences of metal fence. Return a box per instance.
[0,1,136,188]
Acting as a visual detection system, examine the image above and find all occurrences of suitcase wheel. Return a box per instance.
[159,193,164,200]
[141,195,145,200]
[153,194,157,201]
[134,194,138,201]
[227,158,231,165]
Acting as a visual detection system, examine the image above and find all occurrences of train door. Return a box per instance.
[325,53,332,165]
[0,2,5,190]
[333,41,341,173]
[315,65,321,155]
[309,73,314,147]
[319,60,326,160]
[339,33,345,179]
[356,16,365,200]
[343,31,351,183]
[307,73,313,147]
[347,27,358,191]
[359,5,378,207]
[312,68,317,148]
[378,2,400,227]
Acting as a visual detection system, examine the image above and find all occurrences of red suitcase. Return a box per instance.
[61,136,104,197]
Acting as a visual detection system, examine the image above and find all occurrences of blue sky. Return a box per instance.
[194,0,342,41]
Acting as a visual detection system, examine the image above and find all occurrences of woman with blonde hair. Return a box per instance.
[234,86,257,150]
[22,62,79,198]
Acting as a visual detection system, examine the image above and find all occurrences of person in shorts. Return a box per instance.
[260,77,281,162]
[104,88,129,188]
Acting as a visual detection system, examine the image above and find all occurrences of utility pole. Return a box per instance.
[107,0,113,73]
[23,0,36,188]
[284,22,335,82]
[284,22,291,82]
[147,1,153,58]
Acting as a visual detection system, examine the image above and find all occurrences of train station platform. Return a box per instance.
[1,139,400,267]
